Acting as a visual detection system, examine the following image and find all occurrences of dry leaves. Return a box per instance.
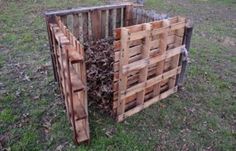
[85,38,114,113]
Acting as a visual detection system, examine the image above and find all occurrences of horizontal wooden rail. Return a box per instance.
[122,45,185,74]
[45,3,129,16]
[120,66,181,100]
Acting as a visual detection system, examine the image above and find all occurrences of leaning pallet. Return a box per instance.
[45,2,193,144]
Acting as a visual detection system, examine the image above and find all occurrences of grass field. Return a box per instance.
[0,0,236,150]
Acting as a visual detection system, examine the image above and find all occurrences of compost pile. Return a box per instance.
[84,38,114,113]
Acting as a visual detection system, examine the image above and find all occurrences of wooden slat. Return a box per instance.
[61,15,67,27]
[120,7,124,27]
[73,14,80,39]
[91,10,102,40]
[117,28,129,121]
[121,45,184,74]
[117,87,178,122]
[78,13,84,44]
[105,9,109,38]
[88,12,92,41]
[112,9,117,34]
[136,23,151,106]
[66,45,84,62]
[120,67,181,100]
[114,35,175,53]
[74,118,89,143]
[125,5,133,26]
[73,93,87,120]
[45,3,128,16]
[113,82,169,109]
[153,19,170,97]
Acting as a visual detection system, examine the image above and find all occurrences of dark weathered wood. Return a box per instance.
[45,4,128,16]
[125,5,133,26]
[91,10,102,40]
[73,14,80,39]
[45,16,58,82]
[177,20,193,87]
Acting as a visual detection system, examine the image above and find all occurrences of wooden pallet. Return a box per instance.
[113,16,187,122]
[45,2,193,144]
[48,17,90,144]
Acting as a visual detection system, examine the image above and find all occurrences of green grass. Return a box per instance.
[0,0,235,150]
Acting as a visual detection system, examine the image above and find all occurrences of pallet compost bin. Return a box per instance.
[45,2,193,144]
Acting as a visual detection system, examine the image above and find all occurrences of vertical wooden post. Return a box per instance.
[125,5,133,26]
[45,16,58,82]
[50,25,63,93]
[61,15,68,27]
[78,13,84,44]
[112,9,117,36]
[105,9,109,38]
[88,11,92,41]
[136,23,151,105]
[120,7,124,27]
[177,20,193,87]
[117,28,129,122]
[73,14,80,39]
[153,19,170,96]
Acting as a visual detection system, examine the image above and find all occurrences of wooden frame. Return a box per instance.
[45,2,192,144]
[113,16,187,122]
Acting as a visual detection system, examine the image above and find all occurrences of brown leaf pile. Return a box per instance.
[84,38,114,113]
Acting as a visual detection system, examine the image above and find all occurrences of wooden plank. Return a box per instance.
[78,13,84,44]
[120,67,181,100]
[66,45,84,62]
[121,45,184,74]
[177,21,193,86]
[73,14,80,39]
[62,44,78,141]
[105,9,109,38]
[45,3,128,16]
[168,27,183,89]
[88,11,92,41]
[153,19,170,97]
[117,87,178,122]
[82,13,89,42]
[117,28,129,121]
[114,34,175,53]
[61,15,67,27]
[91,10,102,40]
[74,119,89,143]
[49,24,60,83]
[77,42,90,140]
[120,7,124,27]
[112,9,117,35]
[171,22,186,31]
[101,10,106,38]
[125,5,133,26]
[129,30,146,41]
[136,23,151,106]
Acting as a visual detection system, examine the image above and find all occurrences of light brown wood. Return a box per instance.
[117,87,178,122]
[117,28,129,121]
[153,19,170,97]
[136,23,151,107]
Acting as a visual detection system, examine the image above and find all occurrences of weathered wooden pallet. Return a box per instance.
[45,2,193,145]
[114,16,187,122]
[46,17,90,144]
